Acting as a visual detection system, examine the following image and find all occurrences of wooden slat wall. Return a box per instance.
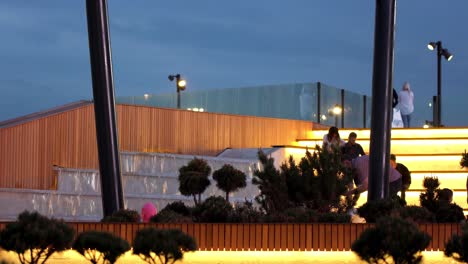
[0,104,324,189]
[0,222,458,251]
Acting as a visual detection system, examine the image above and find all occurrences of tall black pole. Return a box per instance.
[432,95,438,127]
[368,0,397,201]
[363,95,367,128]
[177,87,181,109]
[86,0,124,216]
[437,43,442,127]
[317,82,322,124]
[340,89,345,128]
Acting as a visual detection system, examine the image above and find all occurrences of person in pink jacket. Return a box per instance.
[141,202,158,223]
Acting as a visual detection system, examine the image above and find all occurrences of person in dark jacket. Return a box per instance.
[390,154,411,201]
[392,88,399,108]
[342,132,365,161]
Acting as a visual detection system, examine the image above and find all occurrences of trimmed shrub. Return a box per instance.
[420,176,441,213]
[150,210,192,223]
[461,150,468,168]
[445,223,468,262]
[435,203,465,223]
[73,231,130,264]
[192,196,233,223]
[178,158,211,206]
[357,198,401,223]
[160,201,191,216]
[101,209,140,223]
[352,217,431,264]
[317,212,350,223]
[260,207,317,223]
[0,211,75,264]
[228,201,264,223]
[397,206,436,223]
[133,228,196,264]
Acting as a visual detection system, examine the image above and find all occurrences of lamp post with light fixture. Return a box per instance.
[331,104,342,127]
[168,74,187,109]
[427,41,453,127]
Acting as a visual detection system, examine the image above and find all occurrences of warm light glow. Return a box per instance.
[332,105,342,115]
[295,138,468,155]
[307,128,468,140]
[423,124,430,129]
[199,108,204,112]
[178,79,187,88]
[187,108,192,111]
[144,93,149,99]
[192,108,199,112]
[427,43,435,50]
[321,114,327,120]
[411,172,467,190]
[0,249,454,263]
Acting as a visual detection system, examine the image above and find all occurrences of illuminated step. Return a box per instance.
[307,128,468,140]
[283,148,463,172]
[396,155,462,171]
[355,190,468,209]
[410,172,468,191]
[295,138,468,155]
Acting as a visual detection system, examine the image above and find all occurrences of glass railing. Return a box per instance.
[116,82,428,128]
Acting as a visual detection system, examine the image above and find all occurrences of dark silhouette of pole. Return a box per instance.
[85,0,124,216]
[437,43,442,127]
[177,88,181,109]
[368,0,397,201]
[341,89,345,128]
[432,95,438,127]
[363,95,367,128]
[317,82,322,124]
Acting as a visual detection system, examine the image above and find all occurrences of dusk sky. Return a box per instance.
[1,1,467,126]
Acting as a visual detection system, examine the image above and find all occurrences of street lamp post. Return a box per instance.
[331,104,342,127]
[428,41,453,127]
[168,74,187,109]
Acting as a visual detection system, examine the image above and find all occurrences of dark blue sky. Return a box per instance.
[1,1,467,126]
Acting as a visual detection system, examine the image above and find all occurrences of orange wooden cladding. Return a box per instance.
[0,103,322,190]
[0,222,459,251]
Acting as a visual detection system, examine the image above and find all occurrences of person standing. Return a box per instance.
[342,132,366,161]
[398,82,414,128]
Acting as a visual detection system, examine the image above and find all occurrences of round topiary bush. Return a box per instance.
[133,228,197,264]
[212,164,247,202]
[73,231,130,264]
[352,216,431,264]
[178,158,212,206]
[0,211,75,264]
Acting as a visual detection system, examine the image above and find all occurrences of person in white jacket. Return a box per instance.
[398,82,414,128]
